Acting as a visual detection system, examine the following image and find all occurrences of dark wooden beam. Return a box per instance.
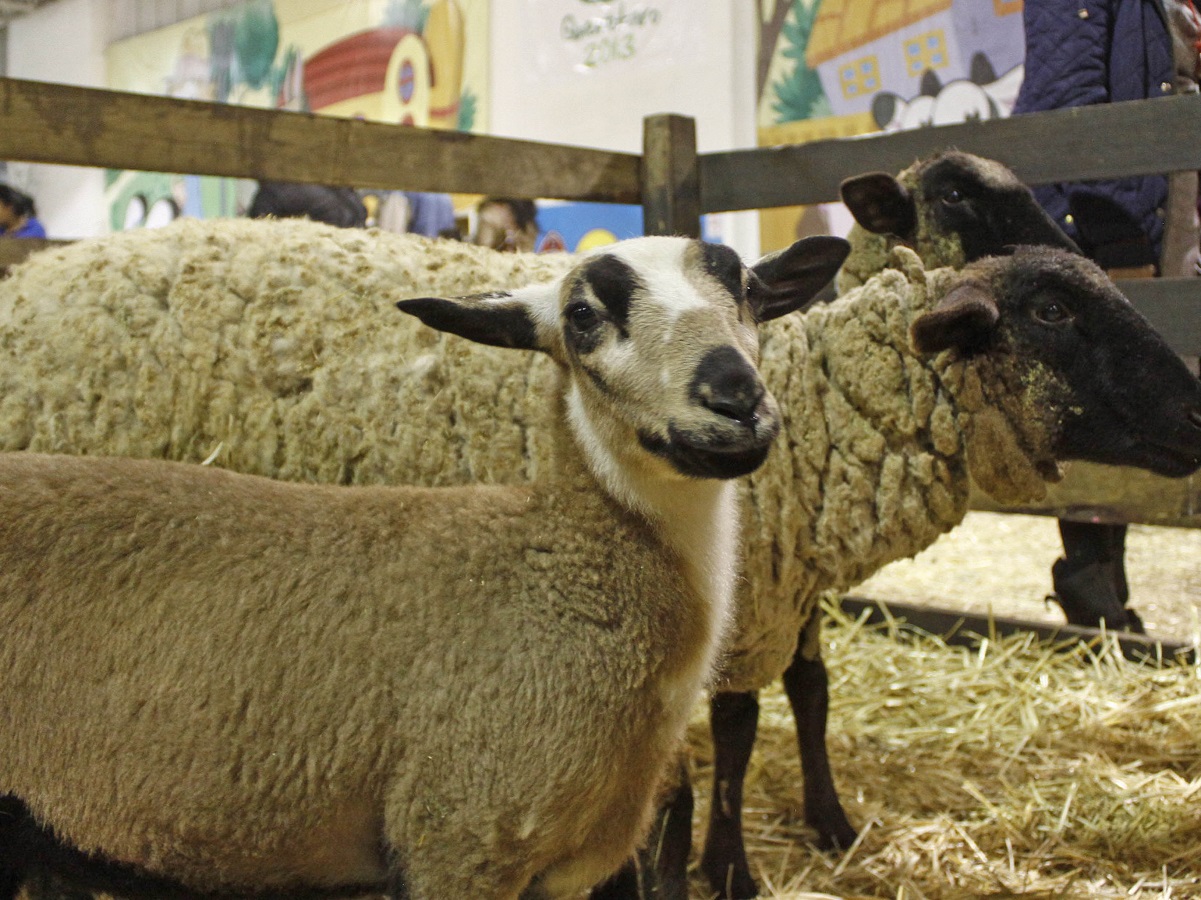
[1118,277,1201,356]
[0,77,642,203]
[700,94,1201,212]
[641,114,701,237]
[840,596,1195,665]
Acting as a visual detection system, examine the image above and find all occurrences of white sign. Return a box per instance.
[523,0,692,79]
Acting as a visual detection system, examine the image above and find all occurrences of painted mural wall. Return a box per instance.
[104,0,488,232]
[756,0,1025,250]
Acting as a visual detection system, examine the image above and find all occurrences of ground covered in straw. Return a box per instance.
[682,513,1201,900]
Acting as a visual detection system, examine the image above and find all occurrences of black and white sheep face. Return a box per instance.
[911,247,1201,478]
[397,234,848,481]
[841,151,1079,262]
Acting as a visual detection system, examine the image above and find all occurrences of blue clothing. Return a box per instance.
[4,218,46,239]
[1013,0,1173,260]
[403,192,457,238]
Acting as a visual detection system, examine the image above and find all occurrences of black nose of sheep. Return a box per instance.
[691,346,766,427]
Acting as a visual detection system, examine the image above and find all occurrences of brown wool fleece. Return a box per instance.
[0,445,712,896]
[725,248,1049,690]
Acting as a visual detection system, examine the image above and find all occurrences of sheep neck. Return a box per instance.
[561,380,739,638]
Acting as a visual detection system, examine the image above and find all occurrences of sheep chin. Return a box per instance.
[963,405,1049,504]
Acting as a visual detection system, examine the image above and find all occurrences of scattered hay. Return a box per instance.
[684,600,1201,899]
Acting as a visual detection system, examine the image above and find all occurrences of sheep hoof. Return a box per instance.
[1051,557,1136,631]
[809,813,858,853]
[700,854,759,900]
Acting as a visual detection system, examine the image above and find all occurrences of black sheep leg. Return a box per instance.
[642,762,694,900]
[588,760,692,900]
[587,861,639,900]
[0,868,22,900]
[781,628,856,850]
[0,796,29,900]
[700,691,760,899]
[1052,520,1139,631]
[21,870,94,900]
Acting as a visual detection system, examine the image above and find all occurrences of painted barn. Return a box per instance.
[805,0,1025,118]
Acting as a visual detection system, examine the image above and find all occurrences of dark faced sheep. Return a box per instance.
[610,156,1201,893]
[590,152,1097,900]
[837,149,1081,293]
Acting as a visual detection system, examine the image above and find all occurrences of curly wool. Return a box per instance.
[723,247,1053,692]
[0,217,573,486]
[0,227,1048,699]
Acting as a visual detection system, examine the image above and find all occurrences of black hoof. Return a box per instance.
[700,853,759,900]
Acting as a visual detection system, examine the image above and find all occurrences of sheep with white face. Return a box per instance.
[0,235,850,900]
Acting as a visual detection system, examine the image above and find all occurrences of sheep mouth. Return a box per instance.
[639,422,779,479]
[1127,443,1201,479]
[1077,439,1201,479]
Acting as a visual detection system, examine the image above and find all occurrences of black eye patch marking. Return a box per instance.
[582,253,641,336]
[700,242,746,302]
[564,282,606,355]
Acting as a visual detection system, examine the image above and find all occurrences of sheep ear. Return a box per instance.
[910,281,1000,354]
[840,172,917,238]
[397,284,556,352]
[748,235,850,321]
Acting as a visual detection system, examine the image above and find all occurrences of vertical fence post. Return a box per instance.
[641,114,701,238]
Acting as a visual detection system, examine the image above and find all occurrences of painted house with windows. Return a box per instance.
[805,0,1024,118]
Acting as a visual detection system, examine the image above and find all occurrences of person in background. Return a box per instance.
[403,191,459,239]
[366,190,460,239]
[0,184,46,239]
[473,196,539,252]
[247,181,367,228]
[1012,0,1201,632]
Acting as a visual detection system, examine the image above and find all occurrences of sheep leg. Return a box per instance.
[586,861,638,899]
[641,760,693,900]
[383,856,410,900]
[700,691,760,900]
[0,870,21,900]
[1053,520,1137,631]
[20,871,94,900]
[781,626,857,851]
[0,796,29,900]
[587,762,692,900]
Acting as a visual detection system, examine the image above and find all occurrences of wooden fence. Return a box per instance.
[0,76,1198,529]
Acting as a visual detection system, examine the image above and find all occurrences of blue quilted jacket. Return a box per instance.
[1013,0,1174,262]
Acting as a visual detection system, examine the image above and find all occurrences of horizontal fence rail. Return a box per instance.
[0,77,643,203]
[699,93,1201,212]
[1117,277,1201,356]
[0,79,1197,537]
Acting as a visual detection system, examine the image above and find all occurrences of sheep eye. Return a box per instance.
[1034,298,1072,325]
[941,188,965,205]
[566,302,601,332]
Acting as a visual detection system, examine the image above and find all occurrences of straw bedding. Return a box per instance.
[683,512,1201,900]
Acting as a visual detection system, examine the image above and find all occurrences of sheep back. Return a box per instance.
[0,217,573,487]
